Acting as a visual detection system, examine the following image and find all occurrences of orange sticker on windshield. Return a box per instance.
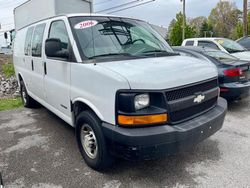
[74,20,98,29]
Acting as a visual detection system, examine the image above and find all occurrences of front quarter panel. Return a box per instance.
[71,63,130,125]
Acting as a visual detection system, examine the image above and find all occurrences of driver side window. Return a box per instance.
[49,20,69,50]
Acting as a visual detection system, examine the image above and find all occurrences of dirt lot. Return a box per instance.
[0,98,250,188]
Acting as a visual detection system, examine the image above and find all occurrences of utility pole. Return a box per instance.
[181,0,186,42]
[243,0,248,36]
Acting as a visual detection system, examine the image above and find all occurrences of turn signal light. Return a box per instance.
[118,114,168,126]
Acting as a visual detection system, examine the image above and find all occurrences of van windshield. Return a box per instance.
[69,16,176,61]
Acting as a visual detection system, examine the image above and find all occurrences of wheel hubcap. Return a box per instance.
[81,124,98,159]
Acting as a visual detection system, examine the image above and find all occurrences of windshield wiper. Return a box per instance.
[228,49,246,53]
[142,50,179,56]
[89,53,133,59]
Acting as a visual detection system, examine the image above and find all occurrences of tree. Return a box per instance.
[169,12,196,46]
[243,0,248,36]
[189,16,207,37]
[231,10,250,39]
[231,21,243,39]
[208,1,241,38]
[167,19,176,39]
[199,20,214,37]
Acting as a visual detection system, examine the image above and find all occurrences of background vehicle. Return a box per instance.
[13,0,227,170]
[0,46,12,55]
[174,46,250,100]
[236,36,250,51]
[182,38,250,61]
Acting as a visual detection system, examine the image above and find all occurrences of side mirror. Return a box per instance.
[45,38,69,59]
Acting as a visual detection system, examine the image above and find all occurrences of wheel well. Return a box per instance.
[18,74,23,83]
[72,101,99,125]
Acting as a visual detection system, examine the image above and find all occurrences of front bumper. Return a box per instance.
[220,82,250,100]
[102,97,227,160]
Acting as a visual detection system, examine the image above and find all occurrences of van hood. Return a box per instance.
[231,51,250,61]
[98,56,218,90]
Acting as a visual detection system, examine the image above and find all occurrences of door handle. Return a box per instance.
[44,62,47,75]
[31,60,34,71]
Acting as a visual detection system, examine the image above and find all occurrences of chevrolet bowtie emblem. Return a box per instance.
[194,94,205,104]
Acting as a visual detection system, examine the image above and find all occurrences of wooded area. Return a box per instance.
[168,1,248,45]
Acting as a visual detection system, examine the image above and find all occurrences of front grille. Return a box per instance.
[165,79,218,101]
[165,78,219,123]
[169,97,217,123]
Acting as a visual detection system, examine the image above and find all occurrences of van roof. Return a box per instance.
[17,13,144,30]
[65,13,139,20]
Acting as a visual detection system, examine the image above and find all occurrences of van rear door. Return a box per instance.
[30,23,46,101]
[23,26,34,91]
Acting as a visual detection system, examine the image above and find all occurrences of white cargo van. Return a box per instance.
[13,2,227,170]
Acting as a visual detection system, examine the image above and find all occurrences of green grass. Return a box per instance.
[2,62,15,78]
[0,97,23,111]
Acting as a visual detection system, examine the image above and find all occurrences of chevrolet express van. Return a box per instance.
[13,14,227,170]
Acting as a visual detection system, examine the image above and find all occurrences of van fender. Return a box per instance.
[17,72,29,89]
[17,72,30,92]
[72,97,104,122]
[17,72,24,85]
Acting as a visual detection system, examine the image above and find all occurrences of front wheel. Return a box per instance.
[75,111,114,170]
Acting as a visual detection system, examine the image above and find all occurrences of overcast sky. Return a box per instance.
[0,0,243,47]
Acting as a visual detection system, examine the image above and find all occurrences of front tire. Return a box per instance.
[76,111,114,170]
[20,81,36,108]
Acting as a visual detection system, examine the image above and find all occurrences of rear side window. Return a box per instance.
[32,24,46,57]
[24,27,34,56]
[48,20,69,50]
[185,41,194,46]
[198,41,220,50]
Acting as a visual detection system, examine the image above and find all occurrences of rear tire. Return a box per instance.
[20,81,36,108]
[75,111,114,170]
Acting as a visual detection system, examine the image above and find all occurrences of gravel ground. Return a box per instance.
[0,97,250,188]
[0,55,19,98]
[0,54,11,72]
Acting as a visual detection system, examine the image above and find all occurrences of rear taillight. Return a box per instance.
[220,88,229,92]
[223,68,243,77]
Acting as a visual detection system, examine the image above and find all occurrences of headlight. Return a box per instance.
[134,94,150,110]
[117,91,168,126]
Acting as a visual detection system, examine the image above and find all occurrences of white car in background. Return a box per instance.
[0,46,12,55]
[182,38,250,61]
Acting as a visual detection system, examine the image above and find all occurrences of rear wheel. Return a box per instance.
[76,111,114,170]
[20,81,36,108]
